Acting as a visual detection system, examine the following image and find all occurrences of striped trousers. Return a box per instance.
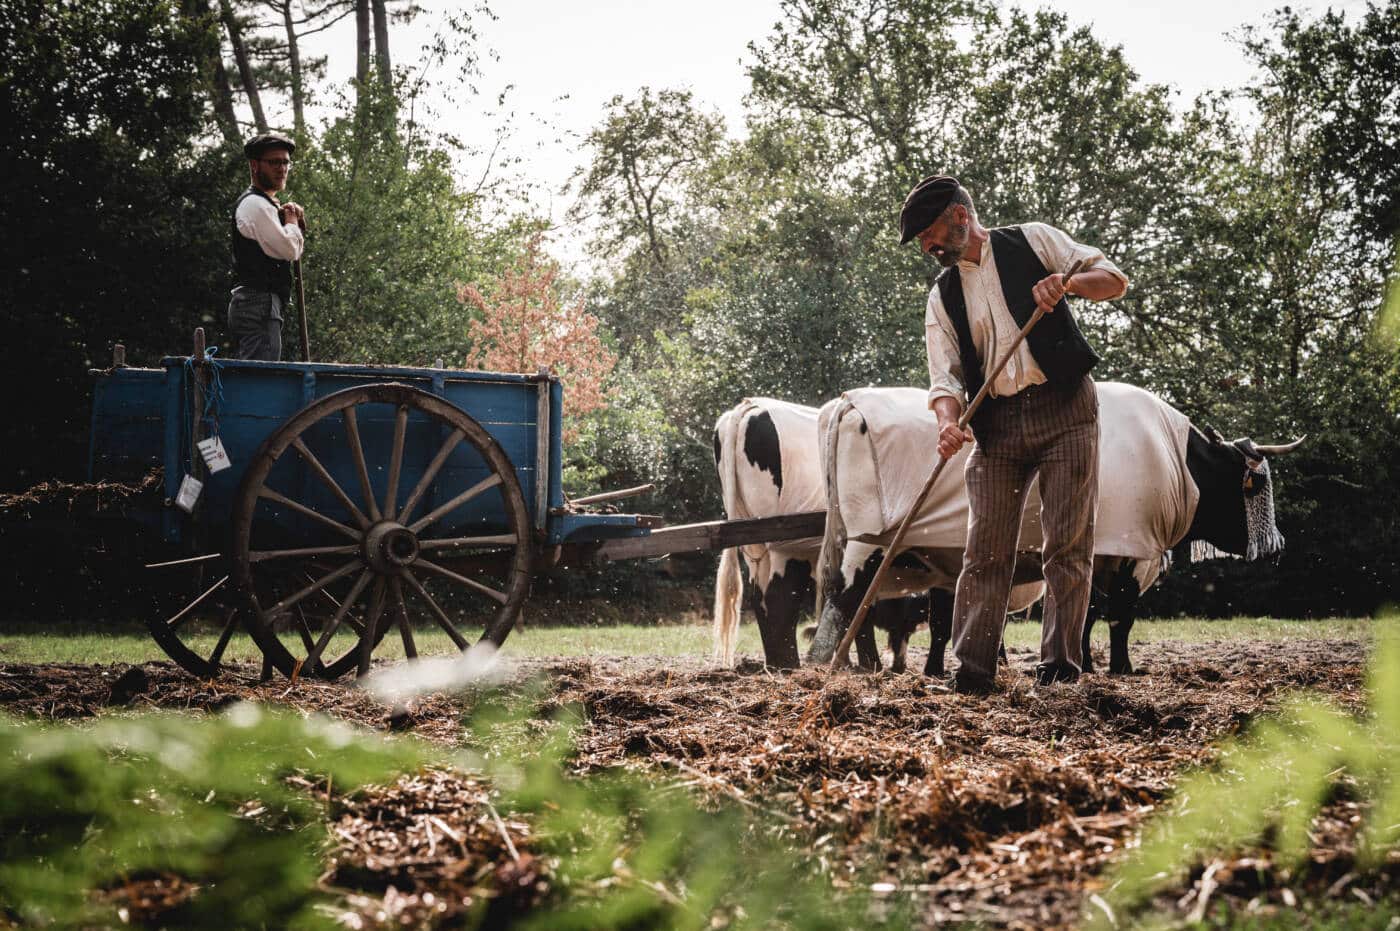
[950,376,1099,687]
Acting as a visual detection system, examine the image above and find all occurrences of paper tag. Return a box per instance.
[175,474,203,513]
[197,435,232,473]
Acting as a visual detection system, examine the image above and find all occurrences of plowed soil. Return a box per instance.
[1,637,1389,928]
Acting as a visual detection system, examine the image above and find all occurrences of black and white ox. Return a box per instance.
[712,398,1041,671]
[806,383,1302,675]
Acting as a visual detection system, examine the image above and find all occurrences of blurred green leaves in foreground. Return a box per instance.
[1093,618,1400,928]
[0,704,442,928]
[4,626,1398,929]
[0,692,896,930]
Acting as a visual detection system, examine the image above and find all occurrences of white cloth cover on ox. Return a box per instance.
[819,382,1199,593]
[715,397,826,563]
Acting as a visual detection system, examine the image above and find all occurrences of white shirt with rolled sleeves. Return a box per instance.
[235,193,304,262]
[924,222,1128,412]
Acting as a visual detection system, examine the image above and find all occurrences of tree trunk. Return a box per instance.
[282,0,305,139]
[220,0,268,134]
[179,0,241,149]
[355,0,370,98]
[371,0,391,92]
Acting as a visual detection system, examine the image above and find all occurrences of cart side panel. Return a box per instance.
[88,367,166,483]
[160,361,547,546]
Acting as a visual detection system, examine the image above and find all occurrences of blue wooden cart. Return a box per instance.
[89,334,824,679]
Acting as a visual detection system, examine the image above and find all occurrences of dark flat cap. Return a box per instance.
[244,132,296,159]
[899,175,960,244]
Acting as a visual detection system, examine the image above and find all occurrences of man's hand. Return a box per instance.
[931,397,972,459]
[281,202,305,227]
[937,420,974,460]
[1032,273,1070,314]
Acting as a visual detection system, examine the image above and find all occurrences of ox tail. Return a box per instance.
[813,399,852,625]
[712,545,744,667]
[711,402,754,668]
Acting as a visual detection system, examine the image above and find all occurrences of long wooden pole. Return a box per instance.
[827,259,1087,671]
[295,216,309,363]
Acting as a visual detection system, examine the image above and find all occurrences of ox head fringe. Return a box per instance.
[1189,459,1285,563]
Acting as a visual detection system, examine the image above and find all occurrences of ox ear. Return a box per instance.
[1204,424,1227,445]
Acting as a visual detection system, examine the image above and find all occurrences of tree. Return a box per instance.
[457,235,616,443]
[0,0,237,489]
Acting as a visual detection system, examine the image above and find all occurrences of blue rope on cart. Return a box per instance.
[184,346,226,437]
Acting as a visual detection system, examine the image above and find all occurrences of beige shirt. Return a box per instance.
[925,222,1128,411]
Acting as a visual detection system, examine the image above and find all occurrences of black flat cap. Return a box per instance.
[899,175,960,244]
[243,132,296,159]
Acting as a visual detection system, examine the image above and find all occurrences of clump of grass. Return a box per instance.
[1092,619,1400,928]
[0,705,443,928]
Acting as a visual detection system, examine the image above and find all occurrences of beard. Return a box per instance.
[255,165,287,193]
[931,222,971,267]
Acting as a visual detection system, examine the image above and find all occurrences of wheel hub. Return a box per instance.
[362,521,420,573]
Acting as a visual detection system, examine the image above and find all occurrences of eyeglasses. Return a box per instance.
[259,157,293,168]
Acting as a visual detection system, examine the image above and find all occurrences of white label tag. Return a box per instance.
[175,474,203,513]
[197,435,232,473]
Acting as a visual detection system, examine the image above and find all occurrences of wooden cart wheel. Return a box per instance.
[231,383,534,679]
[143,556,243,679]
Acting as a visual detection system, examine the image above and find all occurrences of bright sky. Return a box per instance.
[302,0,1368,261]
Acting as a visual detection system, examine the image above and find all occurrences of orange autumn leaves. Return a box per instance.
[457,236,616,443]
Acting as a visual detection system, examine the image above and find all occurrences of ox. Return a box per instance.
[713,398,1040,671]
[806,383,1301,676]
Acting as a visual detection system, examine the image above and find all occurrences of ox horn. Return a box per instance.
[1252,435,1307,456]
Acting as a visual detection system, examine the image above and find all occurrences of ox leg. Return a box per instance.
[1106,564,1139,675]
[878,601,910,674]
[752,561,811,669]
[806,551,880,666]
[1081,600,1100,674]
[924,589,954,678]
[856,620,882,672]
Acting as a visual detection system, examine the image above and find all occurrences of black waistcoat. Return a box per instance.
[231,187,293,301]
[935,226,1099,422]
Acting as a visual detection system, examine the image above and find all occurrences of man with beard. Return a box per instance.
[228,132,305,360]
[899,176,1128,693]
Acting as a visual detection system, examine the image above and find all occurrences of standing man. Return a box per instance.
[229,132,305,361]
[900,176,1129,693]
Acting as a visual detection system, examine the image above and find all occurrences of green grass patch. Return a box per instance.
[0,616,1376,666]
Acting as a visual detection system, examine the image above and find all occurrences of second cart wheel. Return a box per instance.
[231,383,534,679]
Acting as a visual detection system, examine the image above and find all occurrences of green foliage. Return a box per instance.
[471,694,909,931]
[0,689,914,929]
[0,0,239,489]
[290,84,530,368]
[1092,620,1400,928]
[0,704,442,928]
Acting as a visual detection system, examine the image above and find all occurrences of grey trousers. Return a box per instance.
[950,376,1099,686]
[227,287,284,361]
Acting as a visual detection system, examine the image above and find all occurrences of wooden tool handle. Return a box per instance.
[827,258,1088,670]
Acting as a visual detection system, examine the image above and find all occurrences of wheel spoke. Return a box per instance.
[415,558,508,605]
[401,569,470,650]
[397,428,464,524]
[382,404,409,518]
[294,605,318,654]
[391,578,417,659]
[342,406,382,522]
[292,437,370,530]
[417,534,517,551]
[269,560,361,614]
[207,608,239,668]
[258,487,361,541]
[166,575,229,631]
[249,544,359,563]
[305,569,373,671]
[408,473,502,534]
[358,579,388,677]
